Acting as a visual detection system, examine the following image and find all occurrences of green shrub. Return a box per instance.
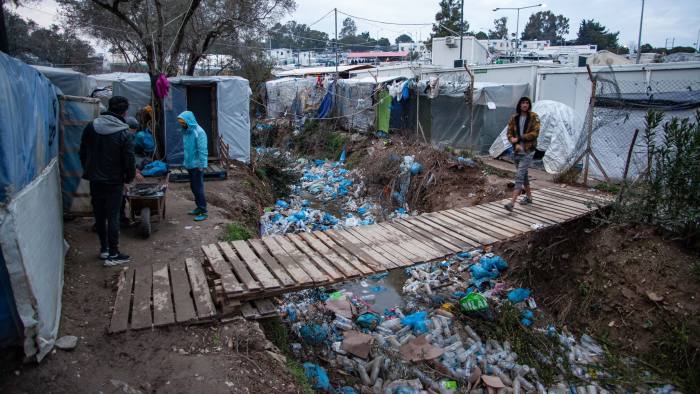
[221,223,253,241]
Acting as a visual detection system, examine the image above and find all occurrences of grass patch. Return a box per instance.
[221,222,253,241]
[594,182,621,194]
[291,122,348,160]
[261,318,314,394]
[643,320,700,390]
[553,166,581,185]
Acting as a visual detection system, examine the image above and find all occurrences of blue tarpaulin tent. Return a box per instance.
[0,53,65,361]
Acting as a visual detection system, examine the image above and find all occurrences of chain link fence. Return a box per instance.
[573,74,700,183]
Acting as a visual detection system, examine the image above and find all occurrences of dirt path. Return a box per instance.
[0,176,301,393]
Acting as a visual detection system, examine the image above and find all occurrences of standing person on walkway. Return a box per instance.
[504,97,540,211]
[80,96,135,265]
[177,111,208,221]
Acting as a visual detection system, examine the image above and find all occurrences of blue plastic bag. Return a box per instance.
[401,311,429,335]
[410,162,423,174]
[338,387,357,394]
[480,256,508,271]
[299,323,328,345]
[141,160,168,177]
[356,313,381,330]
[507,288,531,303]
[303,363,331,391]
[275,199,289,209]
[469,263,499,280]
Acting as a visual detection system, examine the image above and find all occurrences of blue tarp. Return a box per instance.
[0,250,21,347]
[0,53,59,203]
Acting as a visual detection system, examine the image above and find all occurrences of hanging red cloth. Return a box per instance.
[155,74,170,99]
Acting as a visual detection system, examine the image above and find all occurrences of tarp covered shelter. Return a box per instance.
[416,76,529,152]
[165,76,252,164]
[0,53,64,362]
[33,65,96,97]
[90,72,152,119]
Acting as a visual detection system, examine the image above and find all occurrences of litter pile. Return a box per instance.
[278,249,671,393]
[260,154,381,236]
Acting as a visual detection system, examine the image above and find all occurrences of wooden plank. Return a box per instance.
[230,240,281,289]
[470,205,539,231]
[313,232,376,275]
[529,197,589,217]
[460,206,531,232]
[152,262,175,327]
[168,259,198,323]
[299,232,360,277]
[326,229,393,271]
[392,220,463,253]
[268,236,329,283]
[481,201,559,225]
[347,227,410,267]
[547,188,612,205]
[260,237,314,285]
[240,303,259,319]
[109,268,135,333]
[409,216,480,248]
[218,242,262,292]
[287,233,343,280]
[517,199,577,220]
[185,258,217,319]
[247,239,297,287]
[425,212,501,244]
[254,299,278,316]
[131,265,153,330]
[448,209,521,238]
[485,199,571,222]
[375,223,435,261]
[201,244,243,294]
[532,190,595,212]
[361,225,421,261]
[382,221,454,257]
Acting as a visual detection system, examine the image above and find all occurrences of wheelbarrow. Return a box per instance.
[125,174,169,239]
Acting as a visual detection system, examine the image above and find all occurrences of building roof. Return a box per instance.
[274,64,374,77]
[347,51,409,58]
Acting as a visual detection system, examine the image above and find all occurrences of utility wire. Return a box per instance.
[337,10,433,26]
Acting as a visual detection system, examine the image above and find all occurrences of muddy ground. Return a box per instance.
[500,218,700,390]
[0,165,304,393]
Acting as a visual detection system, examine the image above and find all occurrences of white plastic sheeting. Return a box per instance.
[32,66,96,97]
[264,77,324,119]
[0,159,64,361]
[489,100,584,174]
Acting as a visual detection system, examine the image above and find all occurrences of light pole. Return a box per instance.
[635,0,645,64]
[459,0,465,66]
[493,3,544,63]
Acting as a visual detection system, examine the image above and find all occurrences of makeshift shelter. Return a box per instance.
[264,77,326,119]
[586,51,633,66]
[489,100,584,174]
[91,73,152,118]
[165,76,252,164]
[33,65,96,97]
[416,76,529,152]
[0,53,64,361]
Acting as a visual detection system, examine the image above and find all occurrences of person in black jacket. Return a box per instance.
[80,96,136,266]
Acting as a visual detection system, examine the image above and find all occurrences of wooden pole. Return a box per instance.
[617,128,640,202]
[583,65,597,187]
[464,64,475,152]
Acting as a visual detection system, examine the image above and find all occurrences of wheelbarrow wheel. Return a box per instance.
[139,207,151,239]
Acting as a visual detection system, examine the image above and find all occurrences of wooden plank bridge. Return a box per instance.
[109,187,610,332]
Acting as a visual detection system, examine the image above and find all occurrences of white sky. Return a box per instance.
[14,0,700,50]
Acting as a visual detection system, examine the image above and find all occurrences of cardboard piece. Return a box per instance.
[325,297,355,318]
[341,330,374,359]
[481,375,505,388]
[399,335,444,362]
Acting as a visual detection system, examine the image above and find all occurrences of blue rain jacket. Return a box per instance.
[178,111,208,169]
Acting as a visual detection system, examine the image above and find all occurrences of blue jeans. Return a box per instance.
[188,168,207,212]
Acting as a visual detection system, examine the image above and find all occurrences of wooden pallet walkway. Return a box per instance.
[109,259,217,333]
[202,187,611,306]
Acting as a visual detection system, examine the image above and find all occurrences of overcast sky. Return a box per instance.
[14,0,700,50]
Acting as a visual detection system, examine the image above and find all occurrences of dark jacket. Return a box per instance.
[507,111,540,153]
[80,112,136,185]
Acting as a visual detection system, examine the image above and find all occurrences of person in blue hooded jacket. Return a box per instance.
[177,111,208,221]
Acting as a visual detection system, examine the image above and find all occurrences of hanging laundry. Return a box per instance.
[375,89,391,133]
[155,74,170,99]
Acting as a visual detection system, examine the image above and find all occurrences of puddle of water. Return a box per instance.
[337,270,407,313]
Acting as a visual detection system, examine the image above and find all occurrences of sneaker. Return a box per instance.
[193,213,208,222]
[188,208,203,215]
[519,197,533,205]
[99,251,109,260]
[104,253,131,266]
[503,202,514,212]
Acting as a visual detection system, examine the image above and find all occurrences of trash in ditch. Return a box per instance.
[277,247,661,393]
[303,362,331,391]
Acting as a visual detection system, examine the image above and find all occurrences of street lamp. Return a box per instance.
[635,0,645,64]
[493,3,545,62]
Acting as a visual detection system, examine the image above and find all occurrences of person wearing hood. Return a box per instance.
[80,96,135,266]
[178,111,208,221]
[504,96,540,212]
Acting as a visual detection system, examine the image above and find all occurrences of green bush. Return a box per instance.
[221,222,253,241]
[616,109,700,243]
